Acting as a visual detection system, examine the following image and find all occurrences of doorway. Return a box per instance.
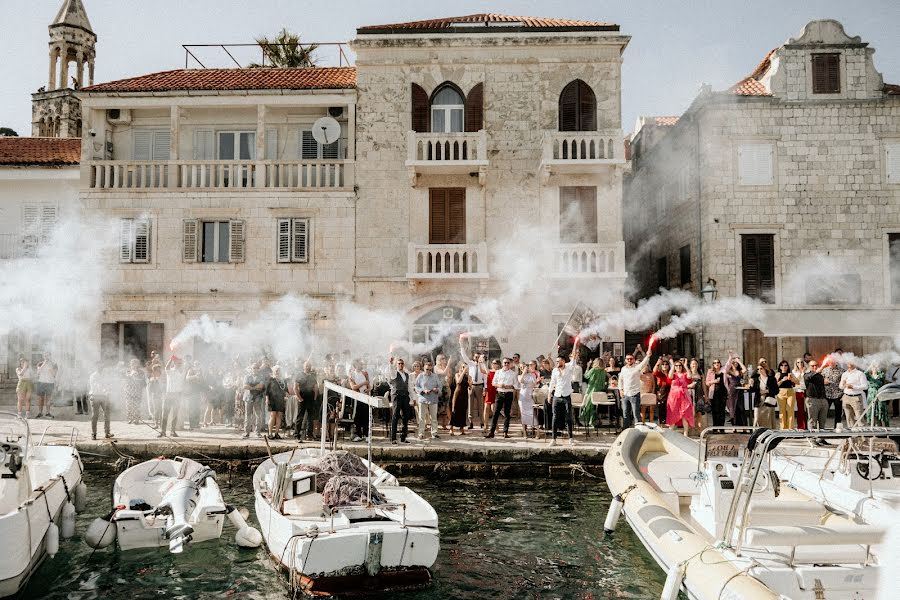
[100,322,164,364]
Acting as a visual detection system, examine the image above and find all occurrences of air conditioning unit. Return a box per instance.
[107,109,132,124]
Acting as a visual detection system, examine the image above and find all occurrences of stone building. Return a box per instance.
[32,0,96,138]
[73,13,631,363]
[625,20,900,364]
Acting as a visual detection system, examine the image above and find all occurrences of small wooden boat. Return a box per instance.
[0,414,86,598]
[85,456,261,553]
[604,425,886,599]
[254,381,439,596]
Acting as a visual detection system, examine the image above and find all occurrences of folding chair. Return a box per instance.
[593,391,620,433]
[570,392,590,437]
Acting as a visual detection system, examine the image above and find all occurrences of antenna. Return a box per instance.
[312,116,341,146]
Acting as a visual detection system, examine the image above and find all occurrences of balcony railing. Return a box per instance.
[540,130,625,182]
[407,242,489,280]
[0,233,27,259]
[405,130,489,185]
[552,243,625,277]
[88,160,353,190]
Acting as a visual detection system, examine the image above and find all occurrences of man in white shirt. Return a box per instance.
[618,342,654,428]
[35,353,58,419]
[160,356,187,438]
[839,361,869,426]
[548,341,580,446]
[460,336,486,429]
[486,357,520,439]
[88,363,113,440]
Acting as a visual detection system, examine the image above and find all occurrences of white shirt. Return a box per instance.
[549,360,577,398]
[839,369,868,396]
[166,367,186,394]
[619,355,651,397]
[37,361,57,384]
[350,370,370,394]
[572,363,583,385]
[460,347,485,385]
[492,368,520,392]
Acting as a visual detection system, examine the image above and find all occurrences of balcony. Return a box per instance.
[405,130,489,186]
[407,243,489,284]
[540,130,625,183]
[88,160,353,191]
[552,243,626,278]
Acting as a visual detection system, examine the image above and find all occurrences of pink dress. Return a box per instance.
[666,372,695,427]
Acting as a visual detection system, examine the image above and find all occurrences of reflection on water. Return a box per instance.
[24,468,665,599]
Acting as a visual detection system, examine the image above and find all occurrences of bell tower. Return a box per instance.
[31,0,96,138]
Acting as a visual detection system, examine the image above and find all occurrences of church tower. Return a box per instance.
[31,0,96,138]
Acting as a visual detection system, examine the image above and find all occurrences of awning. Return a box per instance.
[760,308,900,338]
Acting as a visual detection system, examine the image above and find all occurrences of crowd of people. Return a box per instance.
[13,341,900,443]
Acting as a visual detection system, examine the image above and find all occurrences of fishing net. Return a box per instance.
[299,451,372,493]
[321,475,386,510]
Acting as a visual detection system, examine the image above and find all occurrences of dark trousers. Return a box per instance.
[90,395,111,436]
[353,400,370,437]
[76,394,88,414]
[828,397,843,427]
[552,395,573,439]
[390,395,412,442]
[294,394,317,438]
[161,393,181,434]
[488,392,514,435]
[712,394,727,427]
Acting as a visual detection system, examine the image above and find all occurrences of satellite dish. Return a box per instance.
[312,117,341,145]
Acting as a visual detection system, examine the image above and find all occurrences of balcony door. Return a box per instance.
[431,85,465,133]
[429,188,466,244]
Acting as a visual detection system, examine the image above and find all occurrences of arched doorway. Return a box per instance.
[411,305,501,362]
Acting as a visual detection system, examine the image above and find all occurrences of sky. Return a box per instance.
[2,0,899,137]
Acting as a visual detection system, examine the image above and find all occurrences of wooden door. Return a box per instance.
[742,328,777,366]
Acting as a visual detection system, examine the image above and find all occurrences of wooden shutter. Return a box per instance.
[738,143,773,186]
[411,83,429,133]
[887,143,900,185]
[193,130,214,160]
[465,83,484,132]
[292,218,309,262]
[577,80,596,131]
[119,219,133,263]
[148,323,165,360]
[21,205,39,255]
[300,130,318,159]
[133,130,152,160]
[812,53,840,94]
[447,189,466,243]
[100,323,118,364]
[559,82,578,132]
[276,218,291,263]
[891,233,900,305]
[133,219,150,263]
[152,130,171,160]
[182,219,198,263]
[429,189,449,244]
[228,220,245,263]
[742,234,775,302]
[559,80,595,131]
[322,139,340,160]
[40,205,57,244]
[266,128,278,160]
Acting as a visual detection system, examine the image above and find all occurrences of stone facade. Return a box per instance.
[625,20,900,365]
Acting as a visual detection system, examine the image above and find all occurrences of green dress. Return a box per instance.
[868,370,888,425]
[580,367,608,426]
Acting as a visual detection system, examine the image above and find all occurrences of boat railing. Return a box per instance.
[0,411,31,462]
[329,502,407,533]
[38,424,79,447]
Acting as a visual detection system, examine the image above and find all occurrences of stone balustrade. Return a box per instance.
[407,242,489,279]
[552,243,624,277]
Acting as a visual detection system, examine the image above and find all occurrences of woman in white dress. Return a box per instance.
[518,361,539,437]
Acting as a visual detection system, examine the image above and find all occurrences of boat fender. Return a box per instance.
[46,523,60,558]
[61,502,76,539]
[604,484,636,534]
[660,562,686,600]
[73,482,88,513]
[84,508,119,549]
[226,505,262,548]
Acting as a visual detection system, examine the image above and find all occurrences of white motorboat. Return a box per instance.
[254,380,438,596]
[85,456,261,553]
[604,425,886,599]
[0,413,86,598]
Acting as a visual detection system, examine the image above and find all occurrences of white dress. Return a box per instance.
[518,372,537,427]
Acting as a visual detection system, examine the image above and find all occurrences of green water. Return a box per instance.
[22,468,666,599]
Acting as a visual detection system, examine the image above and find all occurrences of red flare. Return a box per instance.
[648,335,657,350]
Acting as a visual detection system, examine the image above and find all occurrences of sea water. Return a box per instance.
[22,467,666,599]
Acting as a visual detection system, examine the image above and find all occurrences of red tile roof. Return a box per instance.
[729,48,776,97]
[358,13,617,33]
[653,116,679,126]
[81,67,357,93]
[0,137,81,166]
[885,83,900,96]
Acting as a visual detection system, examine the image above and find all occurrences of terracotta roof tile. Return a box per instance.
[358,13,617,33]
[653,116,679,126]
[0,137,81,166]
[885,83,900,96]
[729,48,776,97]
[82,67,356,93]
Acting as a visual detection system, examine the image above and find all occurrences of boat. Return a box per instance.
[0,413,86,598]
[604,424,886,599]
[85,456,261,553]
[253,381,439,596]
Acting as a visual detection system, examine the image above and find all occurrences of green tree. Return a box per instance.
[0,127,18,137]
[250,29,318,68]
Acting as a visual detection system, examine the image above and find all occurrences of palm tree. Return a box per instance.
[250,29,318,68]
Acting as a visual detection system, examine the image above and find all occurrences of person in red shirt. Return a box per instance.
[483,359,500,432]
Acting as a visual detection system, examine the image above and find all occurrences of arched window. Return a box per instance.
[558,80,596,132]
[431,84,465,133]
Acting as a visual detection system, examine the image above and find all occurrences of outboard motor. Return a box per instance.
[155,466,216,553]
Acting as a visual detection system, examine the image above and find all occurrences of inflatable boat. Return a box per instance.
[604,425,886,599]
[0,414,85,598]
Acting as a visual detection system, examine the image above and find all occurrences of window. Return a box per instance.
[182,219,244,263]
[277,218,310,263]
[890,234,900,304]
[737,143,774,186]
[559,187,598,244]
[430,85,465,133]
[656,256,668,289]
[805,274,861,305]
[133,129,170,161]
[301,129,341,160]
[811,53,840,94]
[558,80,596,132]
[21,204,57,255]
[119,218,151,263]
[741,234,775,302]
[887,143,900,184]
[217,131,255,160]
[679,245,691,286]
[429,188,466,244]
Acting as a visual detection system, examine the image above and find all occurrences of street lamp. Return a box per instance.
[700,278,718,303]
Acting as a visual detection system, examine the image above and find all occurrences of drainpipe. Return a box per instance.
[695,113,706,367]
